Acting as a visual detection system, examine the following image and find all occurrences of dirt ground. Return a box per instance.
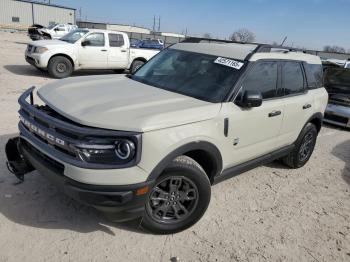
[0,31,349,262]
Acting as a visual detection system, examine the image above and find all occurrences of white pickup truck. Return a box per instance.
[25,29,160,78]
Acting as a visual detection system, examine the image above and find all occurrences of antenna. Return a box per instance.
[281,36,287,46]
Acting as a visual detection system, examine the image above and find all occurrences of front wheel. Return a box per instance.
[141,156,211,234]
[130,60,145,74]
[282,123,318,168]
[48,56,73,78]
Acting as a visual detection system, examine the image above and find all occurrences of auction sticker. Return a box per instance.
[214,57,244,69]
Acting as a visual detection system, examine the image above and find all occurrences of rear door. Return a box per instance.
[107,33,129,69]
[224,61,284,167]
[277,61,315,147]
[78,32,108,69]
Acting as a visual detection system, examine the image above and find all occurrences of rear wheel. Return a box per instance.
[282,123,318,168]
[48,56,73,78]
[141,156,211,234]
[130,60,145,74]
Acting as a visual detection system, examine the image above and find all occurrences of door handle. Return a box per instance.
[268,110,281,117]
[101,49,107,52]
[121,49,127,52]
[303,104,312,109]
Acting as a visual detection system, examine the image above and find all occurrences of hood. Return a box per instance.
[37,75,221,132]
[30,39,69,47]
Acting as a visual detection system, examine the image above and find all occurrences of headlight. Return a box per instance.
[34,47,48,54]
[74,139,136,165]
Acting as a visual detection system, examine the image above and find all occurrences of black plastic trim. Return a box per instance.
[147,141,223,183]
[213,145,294,184]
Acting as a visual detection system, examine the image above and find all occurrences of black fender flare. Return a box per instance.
[146,141,223,183]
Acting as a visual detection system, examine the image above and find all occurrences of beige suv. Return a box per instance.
[5,43,328,234]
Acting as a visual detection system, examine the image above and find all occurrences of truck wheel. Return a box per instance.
[141,156,211,234]
[48,56,73,78]
[282,123,318,168]
[130,60,145,74]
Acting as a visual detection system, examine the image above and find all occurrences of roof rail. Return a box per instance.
[254,44,307,54]
[181,37,255,45]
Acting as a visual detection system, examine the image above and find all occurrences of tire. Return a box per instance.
[141,155,211,234]
[48,56,73,78]
[282,123,318,168]
[130,60,145,74]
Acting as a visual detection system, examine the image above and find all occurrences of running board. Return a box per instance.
[213,145,294,184]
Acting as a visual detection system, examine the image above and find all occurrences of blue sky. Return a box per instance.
[56,0,349,50]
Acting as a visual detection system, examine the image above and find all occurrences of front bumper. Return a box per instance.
[324,103,350,128]
[14,137,153,221]
[25,51,49,68]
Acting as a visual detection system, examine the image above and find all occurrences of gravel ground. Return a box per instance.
[0,31,349,262]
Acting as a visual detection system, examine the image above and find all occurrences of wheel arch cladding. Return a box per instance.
[147,141,223,184]
[49,54,74,68]
[308,112,323,133]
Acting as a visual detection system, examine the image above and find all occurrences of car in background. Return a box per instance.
[130,39,142,48]
[139,39,164,49]
[28,23,77,40]
[324,67,350,128]
[25,29,160,78]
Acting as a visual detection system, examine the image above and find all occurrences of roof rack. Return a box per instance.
[254,44,307,54]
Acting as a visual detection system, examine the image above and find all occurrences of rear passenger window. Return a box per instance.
[109,34,124,47]
[282,62,304,95]
[303,63,323,89]
[242,62,278,99]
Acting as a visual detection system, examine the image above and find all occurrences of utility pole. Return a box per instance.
[153,15,155,32]
[158,16,160,32]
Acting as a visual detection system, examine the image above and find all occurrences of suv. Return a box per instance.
[5,43,328,234]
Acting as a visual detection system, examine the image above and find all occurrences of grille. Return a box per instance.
[22,139,64,174]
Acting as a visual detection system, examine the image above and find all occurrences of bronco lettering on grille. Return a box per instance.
[20,115,65,146]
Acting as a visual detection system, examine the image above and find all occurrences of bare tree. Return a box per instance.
[323,45,346,53]
[203,33,212,39]
[229,28,256,43]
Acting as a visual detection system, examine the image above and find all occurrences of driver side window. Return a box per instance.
[241,62,278,100]
[83,33,105,47]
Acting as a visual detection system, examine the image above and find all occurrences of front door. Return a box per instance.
[78,32,108,69]
[222,61,284,168]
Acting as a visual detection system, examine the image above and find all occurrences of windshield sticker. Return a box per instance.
[214,57,244,69]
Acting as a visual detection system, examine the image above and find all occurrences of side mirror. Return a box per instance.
[54,28,59,31]
[81,40,89,46]
[239,90,263,108]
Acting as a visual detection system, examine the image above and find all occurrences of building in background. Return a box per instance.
[0,0,76,29]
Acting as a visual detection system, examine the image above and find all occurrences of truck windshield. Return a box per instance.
[131,49,245,102]
[60,29,89,43]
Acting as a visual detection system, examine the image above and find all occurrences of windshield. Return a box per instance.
[131,49,245,102]
[60,29,89,43]
[47,23,57,30]
[324,67,350,94]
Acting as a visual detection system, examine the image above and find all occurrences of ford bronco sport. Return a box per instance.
[6,43,328,234]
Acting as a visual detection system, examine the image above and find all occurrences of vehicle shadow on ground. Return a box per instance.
[4,65,125,78]
[0,133,147,235]
[4,65,47,77]
[331,139,350,186]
